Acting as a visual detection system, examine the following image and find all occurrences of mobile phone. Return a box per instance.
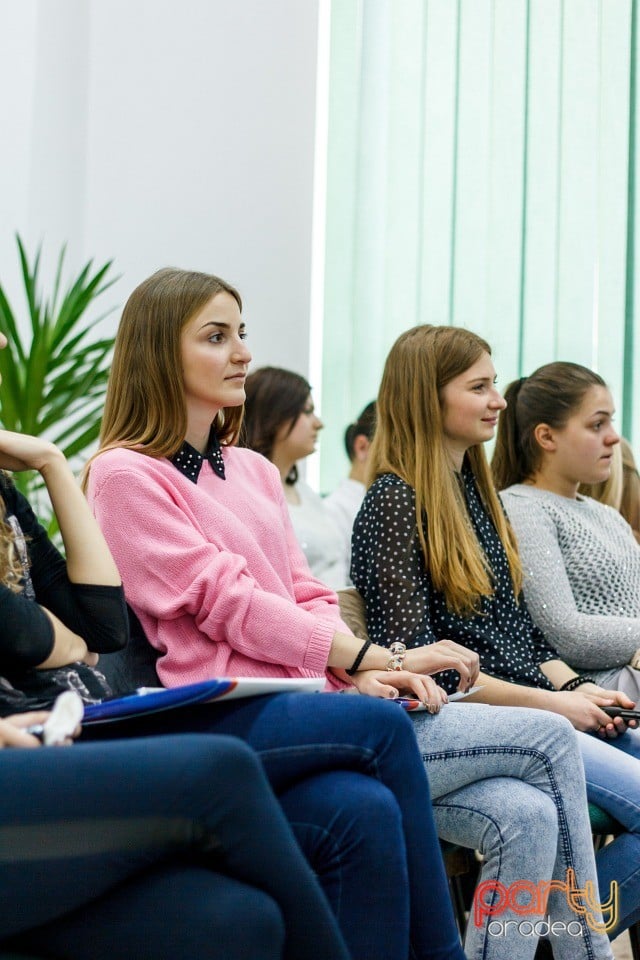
[602,706,640,722]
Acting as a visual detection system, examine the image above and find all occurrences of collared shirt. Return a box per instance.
[169,433,226,483]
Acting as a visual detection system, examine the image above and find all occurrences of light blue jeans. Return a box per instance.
[410,703,614,960]
[578,726,640,936]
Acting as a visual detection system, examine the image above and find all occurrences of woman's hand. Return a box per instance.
[0,430,63,474]
[1,708,81,747]
[350,669,449,713]
[0,712,49,748]
[552,689,631,737]
[577,684,636,737]
[579,683,634,707]
[404,639,480,692]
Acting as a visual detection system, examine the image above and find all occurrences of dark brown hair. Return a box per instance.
[344,401,377,460]
[239,366,311,484]
[492,362,606,490]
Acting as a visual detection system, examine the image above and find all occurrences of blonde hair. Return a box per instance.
[619,438,640,537]
[583,438,640,541]
[368,324,522,615]
[84,268,243,483]
[0,478,27,592]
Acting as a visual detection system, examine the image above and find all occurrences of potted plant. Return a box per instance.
[0,235,118,536]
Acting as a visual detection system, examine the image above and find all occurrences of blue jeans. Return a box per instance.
[0,735,350,960]
[409,703,614,960]
[577,726,640,935]
[83,693,465,960]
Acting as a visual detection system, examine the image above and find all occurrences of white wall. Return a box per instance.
[0,0,320,374]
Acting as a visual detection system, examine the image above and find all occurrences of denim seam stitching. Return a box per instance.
[433,800,504,960]
[424,745,596,960]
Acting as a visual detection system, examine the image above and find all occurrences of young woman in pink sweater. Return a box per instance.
[84,268,616,960]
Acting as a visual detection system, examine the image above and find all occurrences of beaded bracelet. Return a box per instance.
[386,641,407,672]
[346,639,372,676]
[559,675,597,692]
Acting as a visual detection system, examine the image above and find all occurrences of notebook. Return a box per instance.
[83,676,324,724]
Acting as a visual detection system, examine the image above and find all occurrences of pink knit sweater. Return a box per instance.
[87,446,351,690]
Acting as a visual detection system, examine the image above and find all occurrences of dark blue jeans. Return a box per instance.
[82,692,465,960]
[0,735,350,960]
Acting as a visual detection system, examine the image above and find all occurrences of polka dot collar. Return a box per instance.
[169,434,226,483]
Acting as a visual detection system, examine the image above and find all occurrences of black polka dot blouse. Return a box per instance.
[350,465,558,694]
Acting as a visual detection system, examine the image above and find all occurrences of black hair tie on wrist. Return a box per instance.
[559,675,597,692]
[346,639,372,676]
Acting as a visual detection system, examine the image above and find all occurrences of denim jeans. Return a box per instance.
[83,693,465,960]
[0,735,350,960]
[410,703,614,960]
[577,726,640,936]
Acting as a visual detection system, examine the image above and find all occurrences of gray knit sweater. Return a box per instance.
[500,484,640,685]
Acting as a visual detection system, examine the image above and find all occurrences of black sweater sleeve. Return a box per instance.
[0,480,128,672]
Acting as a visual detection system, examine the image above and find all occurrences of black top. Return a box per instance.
[0,474,128,714]
[351,466,559,693]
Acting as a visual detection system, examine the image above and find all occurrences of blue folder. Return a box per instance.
[83,676,324,725]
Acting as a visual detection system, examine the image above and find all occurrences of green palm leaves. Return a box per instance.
[0,236,117,529]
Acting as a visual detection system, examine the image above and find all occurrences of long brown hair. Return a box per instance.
[84,268,243,482]
[492,362,606,490]
[368,324,522,615]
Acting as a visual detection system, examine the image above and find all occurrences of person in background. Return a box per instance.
[492,362,640,700]
[325,401,376,581]
[619,438,640,540]
[0,709,351,960]
[241,366,348,589]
